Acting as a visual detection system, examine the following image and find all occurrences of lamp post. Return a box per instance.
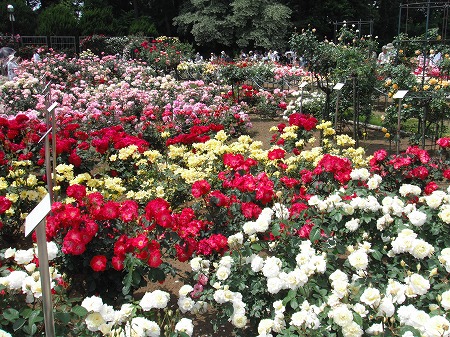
[7,4,15,46]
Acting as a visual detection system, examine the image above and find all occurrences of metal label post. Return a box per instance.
[333,82,345,131]
[393,90,409,154]
[298,81,308,113]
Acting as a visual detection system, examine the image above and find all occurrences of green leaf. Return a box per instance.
[3,308,20,321]
[290,298,299,310]
[71,305,88,317]
[54,312,71,324]
[23,323,38,336]
[12,318,26,331]
[353,312,363,326]
[399,326,421,337]
[251,243,263,252]
[371,250,383,261]
[333,212,343,222]
[283,289,297,306]
[309,225,322,242]
[28,310,43,326]
[20,307,33,318]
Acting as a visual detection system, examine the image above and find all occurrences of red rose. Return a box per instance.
[90,255,107,272]
[66,184,86,201]
[111,256,124,271]
[148,249,162,268]
[268,148,286,160]
[120,200,139,222]
[192,179,211,198]
[437,137,450,148]
[0,196,12,214]
[424,181,439,195]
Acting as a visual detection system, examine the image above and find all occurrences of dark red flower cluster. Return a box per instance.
[241,84,258,98]
[191,180,211,198]
[313,154,352,184]
[288,112,318,131]
[166,124,224,146]
[369,146,447,191]
[437,137,450,148]
[90,125,149,154]
[0,114,47,163]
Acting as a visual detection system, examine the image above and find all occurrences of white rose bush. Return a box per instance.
[0,51,450,336]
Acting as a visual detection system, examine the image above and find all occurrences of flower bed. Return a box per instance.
[1,53,450,337]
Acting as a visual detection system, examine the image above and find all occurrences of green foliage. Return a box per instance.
[174,0,292,50]
[36,3,78,36]
[78,6,117,36]
[129,16,159,37]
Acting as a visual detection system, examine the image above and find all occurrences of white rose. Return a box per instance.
[231,313,248,328]
[410,239,434,259]
[378,297,395,317]
[360,287,381,307]
[405,273,430,297]
[438,206,450,224]
[250,255,265,273]
[81,295,104,312]
[290,311,307,327]
[367,174,382,189]
[330,304,353,327]
[365,323,384,335]
[175,318,194,337]
[4,248,16,259]
[440,289,450,310]
[345,218,360,232]
[262,257,282,278]
[190,257,202,272]
[85,312,105,332]
[407,210,427,227]
[425,315,450,337]
[178,296,195,313]
[46,242,59,260]
[399,184,421,197]
[139,290,170,310]
[348,249,369,270]
[216,266,231,281]
[258,318,274,335]
[178,284,194,297]
[14,248,34,265]
[267,277,284,294]
[342,321,363,337]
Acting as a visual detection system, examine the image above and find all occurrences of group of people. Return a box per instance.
[1,49,40,81]
[193,49,301,66]
[377,43,396,65]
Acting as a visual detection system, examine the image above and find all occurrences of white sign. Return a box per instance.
[25,193,51,237]
[47,102,58,113]
[333,82,345,90]
[393,90,408,99]
[299,81,308,88]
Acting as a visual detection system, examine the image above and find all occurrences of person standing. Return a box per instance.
[32,49,41,63]
[6,55,18,80]
[377,46,390,65]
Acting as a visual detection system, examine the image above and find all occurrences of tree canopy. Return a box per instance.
[2,0,449,53]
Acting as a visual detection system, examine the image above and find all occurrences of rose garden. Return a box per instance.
[2,29,450,337]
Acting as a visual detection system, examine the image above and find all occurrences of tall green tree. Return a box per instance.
[36,2,78,36]
[174,0,233,48]
[174,0,292,51]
